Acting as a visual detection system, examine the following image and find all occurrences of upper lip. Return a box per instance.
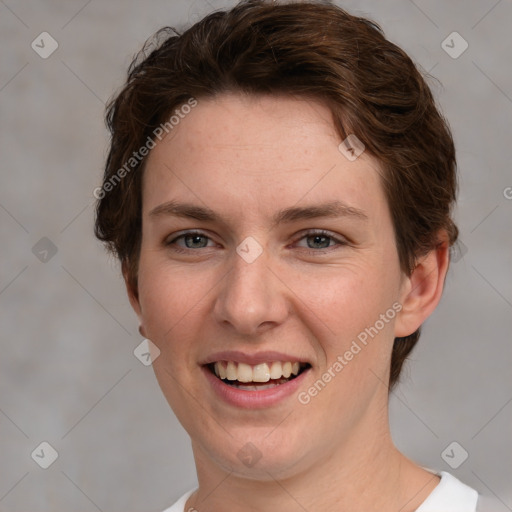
[200,350,310,366]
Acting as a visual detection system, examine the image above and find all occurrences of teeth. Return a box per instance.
[269,361,283,380]
[226,361,237,380]
[212,360,303,382]
[237,363,253,383]
[253,363,270,382]
[217,362,227,380]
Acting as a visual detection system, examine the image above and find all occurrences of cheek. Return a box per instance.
[136,255,220,387]
[137,260,205,407]
[302,268,400,408]
[299,265,395,341]
[137,256,197,345]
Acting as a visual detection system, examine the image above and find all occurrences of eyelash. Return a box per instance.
[165,229,348,255]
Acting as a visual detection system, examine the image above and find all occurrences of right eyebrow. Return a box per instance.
[149,201,219,222]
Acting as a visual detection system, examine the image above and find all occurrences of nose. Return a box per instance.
[212,243,290,337]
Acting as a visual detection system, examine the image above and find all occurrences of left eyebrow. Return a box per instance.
[270,200,368,229]
[148,199,368,227]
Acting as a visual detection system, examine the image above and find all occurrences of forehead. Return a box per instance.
[142,93,387,223]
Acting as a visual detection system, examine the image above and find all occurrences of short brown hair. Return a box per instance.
[94,0,458,389]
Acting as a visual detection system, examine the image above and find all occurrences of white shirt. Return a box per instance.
[162,471,479,512]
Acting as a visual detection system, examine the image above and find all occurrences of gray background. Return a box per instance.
[1,0,511,510]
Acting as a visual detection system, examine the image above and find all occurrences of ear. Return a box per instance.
[122,260,143,321]
[394,234,451,338]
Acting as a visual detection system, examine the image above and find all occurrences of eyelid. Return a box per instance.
[165,229,215,245]
[165,228,349,253]
[291,229,349,250]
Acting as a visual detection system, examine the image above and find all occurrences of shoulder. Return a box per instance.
[161,489,195,512]
[416,471,479,512]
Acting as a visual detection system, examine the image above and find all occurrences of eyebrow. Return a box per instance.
[148,199,368,228]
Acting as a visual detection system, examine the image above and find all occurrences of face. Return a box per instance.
[129,93,410,479]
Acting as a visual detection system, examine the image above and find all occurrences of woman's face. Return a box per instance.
[130,93,410,478]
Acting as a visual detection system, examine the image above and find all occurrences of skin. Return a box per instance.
[124,92,450,511]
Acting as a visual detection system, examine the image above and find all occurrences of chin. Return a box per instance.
[192,425,315,481]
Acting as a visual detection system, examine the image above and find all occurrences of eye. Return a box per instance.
[164,229,348,255]
[165,230,216,252]
[294,230,348,253]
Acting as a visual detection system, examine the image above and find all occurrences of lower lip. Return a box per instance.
[202,366,310,409]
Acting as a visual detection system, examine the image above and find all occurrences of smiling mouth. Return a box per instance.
[207,361,311,391]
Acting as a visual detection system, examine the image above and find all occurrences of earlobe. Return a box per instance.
[394,238,451,338]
